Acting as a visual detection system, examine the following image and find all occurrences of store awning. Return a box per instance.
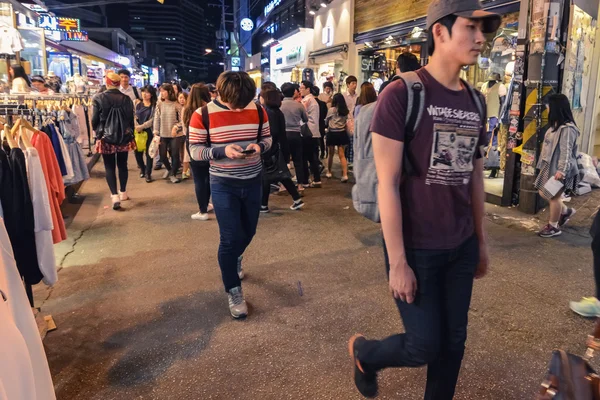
[308,43,349,59]
[354,0,520,44]
[58,39,129,68]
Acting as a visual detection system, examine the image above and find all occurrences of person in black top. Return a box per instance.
[259,88,304,212]
[311,86,328,160]
[379,52,422,94]
[92,72,135,210]
[134,85,158,182]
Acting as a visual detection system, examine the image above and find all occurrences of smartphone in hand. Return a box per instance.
[241,149,256,155]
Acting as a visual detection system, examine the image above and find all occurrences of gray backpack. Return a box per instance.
[352,71,485,223]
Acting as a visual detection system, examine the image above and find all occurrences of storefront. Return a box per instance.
[59,40,128,85]
[308,0,356,93]
[245,53,263,92]
[269,28,314,87]
[353,0,521,205]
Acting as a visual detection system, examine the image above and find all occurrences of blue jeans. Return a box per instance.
[360,235,479,400]
[211,179,262,292]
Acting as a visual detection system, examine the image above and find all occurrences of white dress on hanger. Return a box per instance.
[0,292,37,400]
[25,148,57,286]
[0,218,56,400]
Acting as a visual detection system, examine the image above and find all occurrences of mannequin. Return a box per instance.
[481,73,506,178]
[73,73,87,95]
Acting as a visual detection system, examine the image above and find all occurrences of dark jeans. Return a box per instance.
[211,179,262,292]
[302,137,321,184]
[592,212,600,299]
[261,178,300,207]
[360,235,480,400]
[191,161,211,213]
[160,136,184,176]
[134,131,154,177]
[287,132,304,185]
[102,152,129,195]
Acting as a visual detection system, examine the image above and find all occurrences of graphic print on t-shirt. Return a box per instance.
[426,106,482,187]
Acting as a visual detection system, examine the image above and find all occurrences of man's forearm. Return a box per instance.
[471,159,487,243]
[379,184,407,270]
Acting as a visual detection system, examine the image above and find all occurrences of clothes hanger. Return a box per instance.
[5,123,18,149]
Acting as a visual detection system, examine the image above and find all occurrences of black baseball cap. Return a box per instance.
[426,0,502,34]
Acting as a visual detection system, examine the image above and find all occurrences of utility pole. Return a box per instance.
[208,0,229,71]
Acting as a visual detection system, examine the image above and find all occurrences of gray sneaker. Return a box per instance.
[227,287,248,319]
[170,175,181,184]
[162,170,170,179]
[237,256,244,280]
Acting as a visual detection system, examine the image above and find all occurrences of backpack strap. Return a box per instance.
[201,105,210,147]
[133,86,140,100]
[256,103,264,143]
[460,78,485,128]
[397,71,425,177]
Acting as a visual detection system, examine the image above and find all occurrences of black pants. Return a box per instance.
[103,152,129,195]
[362,235,479,400]
[591,212,600,299]
[160,136,184,176]
[191,160,211,213]
[261,178,301,207]
[302,137,321,184]
[287,132,304,185]
[134,131,154,177]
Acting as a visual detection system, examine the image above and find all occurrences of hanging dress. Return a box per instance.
[59,110,90,186]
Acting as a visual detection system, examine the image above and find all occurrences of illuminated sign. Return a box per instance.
[264,0,282,16]
[260,57,269,65]
[22,3,48,12]
[38,15,81,32]
[117,55,131,66]
[231,57,241,67]
[141,65,149,74]
[62,31,88,42]
[240,18,254,32]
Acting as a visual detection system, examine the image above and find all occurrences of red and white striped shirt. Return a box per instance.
[188,100,272,182]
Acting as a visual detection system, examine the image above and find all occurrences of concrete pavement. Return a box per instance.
[37,158,599,399]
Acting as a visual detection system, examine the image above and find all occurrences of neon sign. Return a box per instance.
[264,0,282,16]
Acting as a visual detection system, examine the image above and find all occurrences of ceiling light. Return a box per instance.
[320,2,327,7]
[262,38,275,47]
[309,9,316,15]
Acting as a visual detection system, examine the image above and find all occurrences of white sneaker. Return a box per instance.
[111,194,121,210]
[326,172,332,179]
[341,176,349,183]
[227,287,248,319]
[207,203,214,212]
[191,212,209,221]
[118,191,129,201]
[162,170,170,179]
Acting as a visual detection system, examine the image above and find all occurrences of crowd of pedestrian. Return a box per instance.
[87,1,600,396]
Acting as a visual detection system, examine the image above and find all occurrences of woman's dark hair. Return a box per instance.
[262,81,277,91]
[140,85,158,107]
[332,93,349,117]
[427,14,458,56]
[547,93,576,130]
[160,83,177,102]
[174,83,182,94]
[260,88,282,108]
[10,64,31,87]
[323,81,334,90]
[397,52,421,73]
[281,82,296,98]
[358,82,377,106]
[183,83,211,127]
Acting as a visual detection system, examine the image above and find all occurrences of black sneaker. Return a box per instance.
[290,199,304,210]
[139,171,145,178]
[348,335,378,398]
[145,175,153,183]
[559,208,576,227]
[260,206,270,213]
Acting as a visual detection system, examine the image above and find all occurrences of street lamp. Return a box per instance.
[204,49,213,55]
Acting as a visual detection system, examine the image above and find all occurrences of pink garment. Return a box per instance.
[31,131,67,244]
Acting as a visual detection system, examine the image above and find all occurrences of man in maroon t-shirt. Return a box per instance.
[348,0,500,398]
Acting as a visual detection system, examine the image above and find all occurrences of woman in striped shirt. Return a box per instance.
[189,71,272,319]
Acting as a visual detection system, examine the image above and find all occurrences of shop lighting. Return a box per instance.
[262,38,275,47]
[309,9,316,15]
[411,27,423,39]
[320,2,327,7]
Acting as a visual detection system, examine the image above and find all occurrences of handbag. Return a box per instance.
[537,320,600,399]
[134,130,148,152]
[148,135,161,159]
[263,146,291,183]
[300,123,313,139]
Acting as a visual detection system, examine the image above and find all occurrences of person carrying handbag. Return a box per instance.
[134,85,157,183]
[259,88,304,213]
[154,83,184,183]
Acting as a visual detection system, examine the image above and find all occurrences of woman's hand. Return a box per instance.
[225,144,246,159]
[554,171,565,181]
[245,143,262,158]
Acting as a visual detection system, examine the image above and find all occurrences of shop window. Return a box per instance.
[18,28,45,77]
[47,52,73,83]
